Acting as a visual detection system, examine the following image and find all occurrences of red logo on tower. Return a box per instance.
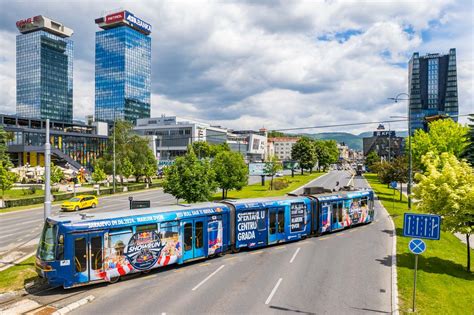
[106,11,125,24]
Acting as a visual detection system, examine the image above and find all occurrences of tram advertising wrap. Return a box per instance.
[290,203,306,232]
[236,210,267,248]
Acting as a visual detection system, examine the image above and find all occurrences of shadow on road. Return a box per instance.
[269,305,316,314]
[375,255,392,267]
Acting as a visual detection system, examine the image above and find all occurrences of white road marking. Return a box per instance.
[192,265,225,291]
[265,278,283,305]
[289,247,300,264]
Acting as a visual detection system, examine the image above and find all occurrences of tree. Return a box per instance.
[314,140,339,171]
[91,165,107,184]
[192,141,212,159]
[0,161,17,198]
[414,152,474,272]
[121,157,135,183]
[163,149,217,203]
[365,151,380,171]
[373,157,408,200]
[462,114,474,166]
[264,155,283,190]
[129,135,157,182]
[212,150,248,198]
[0,126,13,167]
[411,119,469,170]
[50,163,64,185]
[291,137,317,174]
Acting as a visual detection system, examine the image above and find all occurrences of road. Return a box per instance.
[0,189,178,255]
[16,171,394,314]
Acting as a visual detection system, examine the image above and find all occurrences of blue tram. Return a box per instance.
[36,190,374,288]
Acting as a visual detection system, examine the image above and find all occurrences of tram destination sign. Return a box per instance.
[403,213,441,240]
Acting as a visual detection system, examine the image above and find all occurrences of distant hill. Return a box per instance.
[306,132,364,151]
[297,130,408,151]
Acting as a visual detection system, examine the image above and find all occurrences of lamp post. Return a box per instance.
[389,92,412,210]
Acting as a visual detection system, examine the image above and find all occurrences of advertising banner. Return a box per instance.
[106,11,125,24]
[249,162,267,176]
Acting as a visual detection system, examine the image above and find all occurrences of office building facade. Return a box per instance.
[95,11,152,123]
[408,48,458,134]
[2,114,108,171]
[16,16,73,122]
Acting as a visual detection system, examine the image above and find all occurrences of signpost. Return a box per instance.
[390,181,397,213]
[403,213,441,312]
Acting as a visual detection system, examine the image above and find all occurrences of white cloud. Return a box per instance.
[0,0,472,133]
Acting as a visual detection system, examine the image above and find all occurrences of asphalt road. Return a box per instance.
[18,170,393,314]
[0,188,178,254]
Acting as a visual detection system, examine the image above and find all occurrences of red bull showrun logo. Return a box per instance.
[126,231,164,270]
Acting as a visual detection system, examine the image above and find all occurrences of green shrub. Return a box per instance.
[272,178,289,190]
[29,186,36,194]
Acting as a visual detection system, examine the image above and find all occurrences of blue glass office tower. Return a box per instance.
[16,16,73,122]
[408,49,458,134]
[95,11,151,123]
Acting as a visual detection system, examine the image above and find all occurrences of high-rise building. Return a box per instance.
[16,16,74,122]
[408,48,458,134]
[94,10,152,124]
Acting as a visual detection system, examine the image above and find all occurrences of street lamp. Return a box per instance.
[389,92,412,210]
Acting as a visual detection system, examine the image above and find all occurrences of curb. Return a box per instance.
[52,295,95,315]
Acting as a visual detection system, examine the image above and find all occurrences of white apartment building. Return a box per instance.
[269,137,300,161]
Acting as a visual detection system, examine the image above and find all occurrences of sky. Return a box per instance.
[0,0,472,135]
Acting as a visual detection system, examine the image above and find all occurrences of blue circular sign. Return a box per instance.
[409,238,426,255]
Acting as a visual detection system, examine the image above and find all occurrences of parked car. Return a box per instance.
[275,172,284,177]
[61,195,98,212]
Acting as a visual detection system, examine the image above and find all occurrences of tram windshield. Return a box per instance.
[38,222,57,261]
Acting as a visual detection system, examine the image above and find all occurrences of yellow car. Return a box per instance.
[61,195,98,212]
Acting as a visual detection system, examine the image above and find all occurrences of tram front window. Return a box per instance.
[38,222,57,261]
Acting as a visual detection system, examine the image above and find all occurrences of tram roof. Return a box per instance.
[49,202,227,226]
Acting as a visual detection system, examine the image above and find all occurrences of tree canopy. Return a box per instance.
[411,119,469,170]
[291,137,317,174]
[163,149,217,203]
[365,151,380,171]
[462,114,474,166]
[264,155,283,190]
[212,150,248,198]
[314,139,339,171]
[414,152,474,271]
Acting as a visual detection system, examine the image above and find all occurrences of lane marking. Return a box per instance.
[349,229,356,233]
[192,265,225,291]
[289,247,300,264]
[250,250,264,255]
[200,263,210,266]
[274,246,286,250]
[265,278,283,305]
[319,237,329,240]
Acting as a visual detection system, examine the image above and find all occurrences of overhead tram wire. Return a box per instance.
[143,114,470,143]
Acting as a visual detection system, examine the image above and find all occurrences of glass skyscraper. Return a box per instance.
[16,16,73,122]
[95,11,151,123]
[408,48,458,134]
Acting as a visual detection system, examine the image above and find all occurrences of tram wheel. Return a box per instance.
[232,246,240,253]
[109,276,120,283]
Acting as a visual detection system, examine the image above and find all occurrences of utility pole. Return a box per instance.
[113,110,116,194]
[44,119,51,220]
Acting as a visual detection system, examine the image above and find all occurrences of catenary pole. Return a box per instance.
[44,119,51,220]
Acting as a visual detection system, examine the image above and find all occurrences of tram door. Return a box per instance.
[182,219,205,261]
[72,232,104,284]
[268,207,285,244]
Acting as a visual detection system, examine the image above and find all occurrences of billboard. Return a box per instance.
[249,163,267,176]
[16,16,42,33]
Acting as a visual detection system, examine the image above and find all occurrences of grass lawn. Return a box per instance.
[364,173,473,314]
[212,172,325,200]
[0,256,38,293]
[2,188,45,200]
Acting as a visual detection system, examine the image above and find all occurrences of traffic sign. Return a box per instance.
[409,239,426,254]
[390,181,397,189]
[403,213,441,240]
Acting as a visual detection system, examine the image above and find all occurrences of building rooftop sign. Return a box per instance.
[16,15,73,37]
[95,10,151,35]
